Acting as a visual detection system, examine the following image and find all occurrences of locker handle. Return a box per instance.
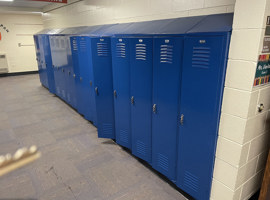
[95,87,99,95]
[131,96,134,105]
[114,90,117,98]
[153,104,157,113]
[180,114,184,125]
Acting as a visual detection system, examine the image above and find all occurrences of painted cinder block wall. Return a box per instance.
[42,0,270,199]
[211,0,270,199]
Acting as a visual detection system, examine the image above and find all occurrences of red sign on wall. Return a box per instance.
[30,0,67,3]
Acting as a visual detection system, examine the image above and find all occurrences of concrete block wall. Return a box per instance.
[211,0,270,199]
[42,0,235,28]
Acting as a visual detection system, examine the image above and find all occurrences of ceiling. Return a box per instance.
[0,0,53,8]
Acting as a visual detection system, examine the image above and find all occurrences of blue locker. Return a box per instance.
[177,14,232,200]
[151,37,183,181]
[91,36,115,138]
[77,36,97,124]
[111,37,131,148]
[42,35,56,94]
[130,37,153,162]
[34,35,44,86]
[149,17,203,180]
[38,35,49,89]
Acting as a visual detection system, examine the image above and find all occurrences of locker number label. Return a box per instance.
[139,39,143,43]
[165,39,170,43]
[199,40,206,44]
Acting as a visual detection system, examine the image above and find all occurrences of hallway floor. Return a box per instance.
[0,74,187,200]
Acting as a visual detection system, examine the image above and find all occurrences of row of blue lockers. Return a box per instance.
[34,13,233,200]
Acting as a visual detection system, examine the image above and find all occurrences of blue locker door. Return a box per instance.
[130,37,153,163]
[177,35,228,200]
[41,36,49,89]
[34,35,43,85]
[70,36,81,112]
[39,36,47,88]
[43,35,56,94]
[92,37,115,139]
[152,37,183,181]
[78,36,93,121]
[111,37,131,148]
[51,36,61,97]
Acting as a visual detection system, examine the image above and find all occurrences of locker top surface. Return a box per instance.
[187,13,233,34]
[35,28,63,35]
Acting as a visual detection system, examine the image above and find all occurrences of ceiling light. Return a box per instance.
[0,0,14,2]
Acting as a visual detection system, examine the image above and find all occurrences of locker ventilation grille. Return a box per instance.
[102,123,113,135]
[97,42,109,57]
[160,45,173,64]
[51,39,55,47]
[72,39,78,51]
[192,47,210,69]
[136,140,147,156]
[61,39,65,48]
[136,44,147,60]
[116,43,126,58]
[183,171,199,192]
[119,129,128,144]
[56,39,60,48]
[80,40,87,52]
[157,153,169,172]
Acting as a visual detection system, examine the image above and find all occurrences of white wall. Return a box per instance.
[211,0,270,199]
[0,13,43,73]
[42,0,235,28]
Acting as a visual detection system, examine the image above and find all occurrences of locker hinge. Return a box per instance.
[114,90,117,98]
[131,96,134,105]
[95,87,99,95]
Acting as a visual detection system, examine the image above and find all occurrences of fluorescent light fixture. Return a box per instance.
[0,0,14,2]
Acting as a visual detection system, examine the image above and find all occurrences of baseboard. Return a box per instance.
[0,71,38,77]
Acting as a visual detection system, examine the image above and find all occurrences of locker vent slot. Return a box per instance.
[119,130,128,144]
[183,171,199,192]
[80,40,87,52]
[116,43,126,58]
[102,123,113,135]
[160,45,173,64]
[72,40,78,51]
[136,140,147,156]
[97,42,109,57]
[136,44,146,60]
[192,47,210,69]
[157,153,169,172]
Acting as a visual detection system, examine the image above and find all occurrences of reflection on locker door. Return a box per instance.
[92,37,115,139]
[152,37,183,181]
[130,37,153,163]
[112,38,131,148]
[177,36,229,200]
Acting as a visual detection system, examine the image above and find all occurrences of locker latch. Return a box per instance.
[131,96,134,105]
[114,90,117,98]
[153,104,157,113]
[180,114,184,125]
[95,87,99,95]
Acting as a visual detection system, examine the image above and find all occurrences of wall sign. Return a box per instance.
[254,54,270,86]
[29,0,67,3]
[262,37,270,53]
[0,24,10,41]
